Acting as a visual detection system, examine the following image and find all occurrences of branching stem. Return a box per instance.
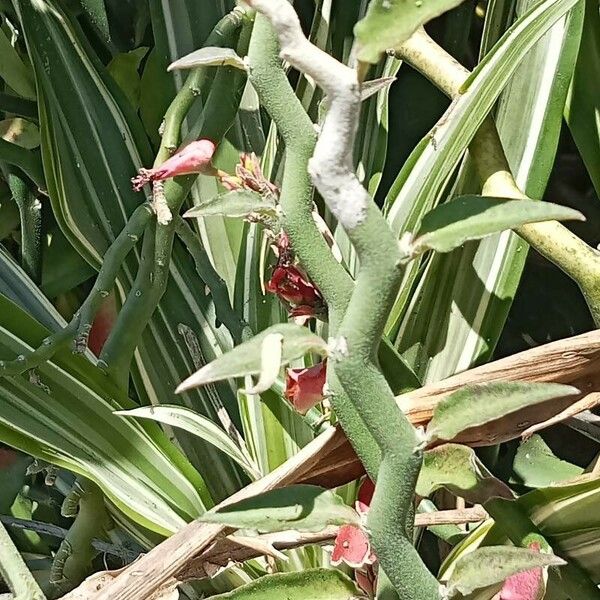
[396,28,600,325]
[0,203,152,376]
[247,2,439,597]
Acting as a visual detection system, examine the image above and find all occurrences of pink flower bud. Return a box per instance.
[132,139,217,191]
[285,361,327,414]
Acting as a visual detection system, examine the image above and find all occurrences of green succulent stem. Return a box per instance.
[247,2,438,596]
[7,172,42,283]
[0,202,153,376]
[396,28,600,326]
[155,7,249,166]
[486,498,600,599]
[246,13,382,480]
[50,478,109,596]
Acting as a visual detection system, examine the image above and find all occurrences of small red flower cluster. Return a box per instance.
[266,233,326,320]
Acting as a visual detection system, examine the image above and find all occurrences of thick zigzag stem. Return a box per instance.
[247,1,439,597]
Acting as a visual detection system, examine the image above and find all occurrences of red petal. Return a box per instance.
[357,478,375,514]
[285,361,326,414]
[331,525,373,568]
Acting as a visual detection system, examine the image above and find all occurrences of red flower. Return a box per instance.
[331,524,374,569]
[285,361,327,414]
[266,264,324,318]
[132,139,217,191]
[499,542,545,600]
[330,477,377,574]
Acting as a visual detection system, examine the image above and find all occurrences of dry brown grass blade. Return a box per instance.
[65,330,600,599]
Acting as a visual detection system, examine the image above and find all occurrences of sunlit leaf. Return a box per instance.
[116,405,260,480]
[417,444,512,503]
[412,197,583,254]
[200,485,360,533]
[209,569,361,599]
[354,0,466,64]
[426,382,579,443]
[511,435,583,488]
[177,324,327,393]
[169,46,246,71]
[183,190,277,220]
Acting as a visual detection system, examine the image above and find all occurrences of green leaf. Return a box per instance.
[0,294,208,536]
[169,46,246,71]
[511,435,583,488]
[0,29,36,100]
[417,444,512,504]
[565,0,600,195]
[80,0,111,42]
[200,485,360,533]
[385,0,580,239]
[106,47,149,110]
[183,190,278,220]
[176,324,327,393]
[354,0,466,64]
[412,197,584,254]
[446,545,565,596]
[426,382,579,443]
[393,0,584,384]
[116,405,261,480]
[209,569,362,599]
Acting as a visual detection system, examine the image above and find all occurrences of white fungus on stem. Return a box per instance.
[247,0,369,230]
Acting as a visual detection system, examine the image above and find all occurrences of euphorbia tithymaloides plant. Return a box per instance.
[2,0,600,598]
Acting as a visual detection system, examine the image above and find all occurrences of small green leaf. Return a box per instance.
[106,47,149,110]
[210,569,362,599]
[0,29,36,99]
[412,197,584,254]
[168,46,246,71]
[417,444,512,504]
[115,405,261,480]
[511,435,583,488]
[200,485,360,533]
[446,546,565,596]
[183,190,278,220]
[426,382,579,443]
[176,323,327,393]
[354,0,466,64]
